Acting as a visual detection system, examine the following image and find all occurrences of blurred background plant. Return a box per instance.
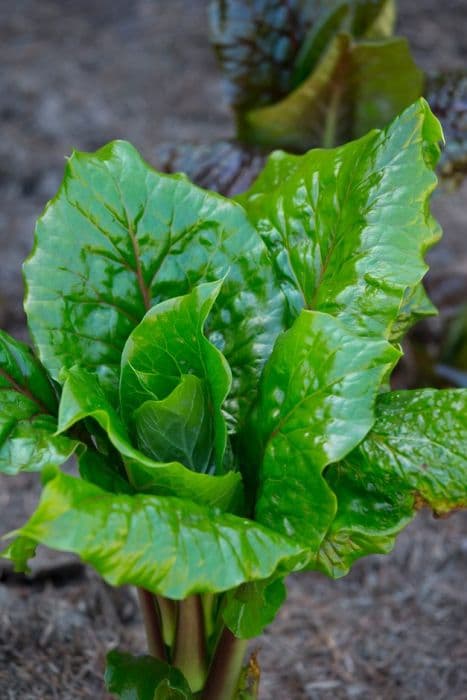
[157,0,467,393]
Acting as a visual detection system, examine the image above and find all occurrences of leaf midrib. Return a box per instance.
[0,367,51,415]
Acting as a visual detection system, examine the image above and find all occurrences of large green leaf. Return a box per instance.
[317,389,467,577]
[24,140,286,422]
[4,470,306,599]
[237,99,442,339]
[105,650,192,699]
[0,331,78,475]
[58,366,241,510]
[253,310,399,550]
[120,281,231,472]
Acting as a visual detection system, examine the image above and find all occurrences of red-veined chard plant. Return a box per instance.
[159,0,465,194]
[209,0,466,179]
[1,99,466,699]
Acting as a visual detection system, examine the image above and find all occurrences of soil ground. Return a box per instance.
[0,1,466,698]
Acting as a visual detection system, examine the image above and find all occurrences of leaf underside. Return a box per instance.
[4,470,306,599]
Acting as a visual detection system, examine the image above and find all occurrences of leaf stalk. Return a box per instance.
[202,626,249,700]
[173,595,208,692]
[137,588,166,661]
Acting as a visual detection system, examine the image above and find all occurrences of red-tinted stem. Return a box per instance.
[202,627,248,700]
[137,588,166,661]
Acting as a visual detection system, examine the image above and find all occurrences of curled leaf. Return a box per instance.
[318,389,467,576]
[4,470,307,599]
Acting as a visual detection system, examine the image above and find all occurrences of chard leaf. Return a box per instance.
[5,470,306,598]
[318,389,467,577]
[24,140,286,421]
[223,576,286,639]
[105,650,192,699]
[120,281,231,472]
[253,310,399,551]
[58,366,241,510]
[239,34,423,150]
[0,331,78,475]
[237,99,442,339]
[209,0,315,112]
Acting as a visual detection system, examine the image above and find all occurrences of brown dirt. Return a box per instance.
[0,1,466,698]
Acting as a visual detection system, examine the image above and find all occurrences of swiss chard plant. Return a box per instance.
[208,0,466,181]
[1,99,466,699]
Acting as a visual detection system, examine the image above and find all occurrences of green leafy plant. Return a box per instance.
[208,0,466,181]
[1,99,466,699]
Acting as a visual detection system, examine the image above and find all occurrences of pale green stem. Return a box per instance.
[201,593,216,640]
[156,595,178,648]
[173,595,208,692]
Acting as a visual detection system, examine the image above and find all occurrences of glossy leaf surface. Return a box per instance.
[58,366,241,509]
[6,470,306,599]
[238,99,442,339]
[105,650,192,699]
[0,331,78,475]
[24,140,286,421]
[120,281,231,471]
[253,310,399,549]
[318,389,467,576]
